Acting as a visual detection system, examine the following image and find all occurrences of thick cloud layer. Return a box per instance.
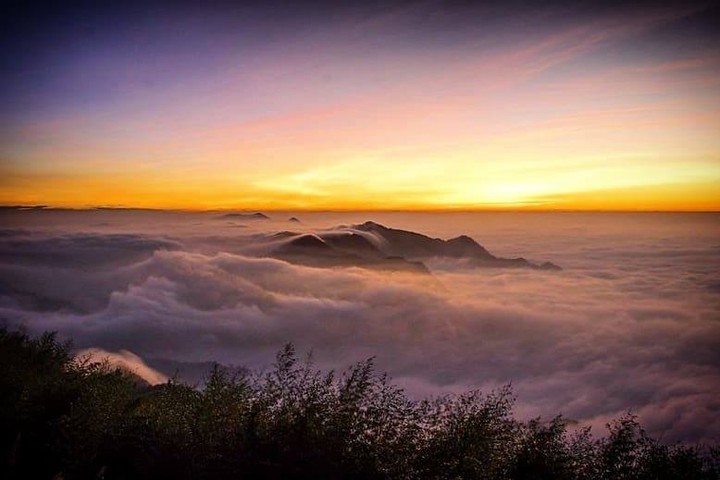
[0,210,718,444]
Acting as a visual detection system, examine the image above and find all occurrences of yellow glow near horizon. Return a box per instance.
[3,94,718,211]
[2,3,720,212]
[2,155,718,211]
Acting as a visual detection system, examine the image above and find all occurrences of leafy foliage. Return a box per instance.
[1,328,717,479]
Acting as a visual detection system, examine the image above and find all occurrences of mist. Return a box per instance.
[1,209,718,444]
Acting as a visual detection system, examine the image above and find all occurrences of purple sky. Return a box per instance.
[1,0,719,210]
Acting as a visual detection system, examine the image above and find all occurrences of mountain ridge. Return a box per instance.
[265,221,560,272]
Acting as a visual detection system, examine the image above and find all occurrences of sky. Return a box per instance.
[1,0,719,211]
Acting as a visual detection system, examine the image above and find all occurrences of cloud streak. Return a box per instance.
[1,1,719,210]
[75,347,168,385]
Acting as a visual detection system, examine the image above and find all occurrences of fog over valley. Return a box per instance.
[1,209,718,444]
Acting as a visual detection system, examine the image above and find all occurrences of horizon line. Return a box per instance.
[2,205,719,214]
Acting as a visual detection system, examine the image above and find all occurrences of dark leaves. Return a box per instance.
[1,330,718,480]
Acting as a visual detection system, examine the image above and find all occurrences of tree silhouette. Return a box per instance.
[1,327,718,480]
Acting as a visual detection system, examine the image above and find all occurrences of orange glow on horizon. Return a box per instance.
[1,169,718,212]
[1,2,719,212]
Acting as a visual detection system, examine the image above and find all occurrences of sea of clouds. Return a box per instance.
[0,210,718,444]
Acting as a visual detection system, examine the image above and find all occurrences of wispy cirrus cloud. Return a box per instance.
[1,1,719,210]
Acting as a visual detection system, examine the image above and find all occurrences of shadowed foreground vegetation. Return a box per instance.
[1,328,718,480]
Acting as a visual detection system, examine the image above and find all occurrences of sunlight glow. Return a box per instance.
[1,2,719,211]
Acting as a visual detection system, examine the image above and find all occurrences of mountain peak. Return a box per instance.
[356,221,387,230]
[447,235,477,245]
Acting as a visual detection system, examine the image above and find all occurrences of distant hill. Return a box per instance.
[217,212,270,220]
[351,221,561,270]
[265,221,560,272]
[271,232,430,274]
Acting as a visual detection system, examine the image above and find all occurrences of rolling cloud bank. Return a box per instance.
[0,209,718,444]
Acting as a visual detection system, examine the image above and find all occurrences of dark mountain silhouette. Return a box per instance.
[270,233,428,274]
[265,221,559,272]
[351,221,561,270]
[321,231,385,257]
[217,212,270,220]
[275,234,331,253]
[353,221,494,259]
[288,216,301,222]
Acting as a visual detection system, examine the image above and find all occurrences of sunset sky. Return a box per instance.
[1,0,719,211]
